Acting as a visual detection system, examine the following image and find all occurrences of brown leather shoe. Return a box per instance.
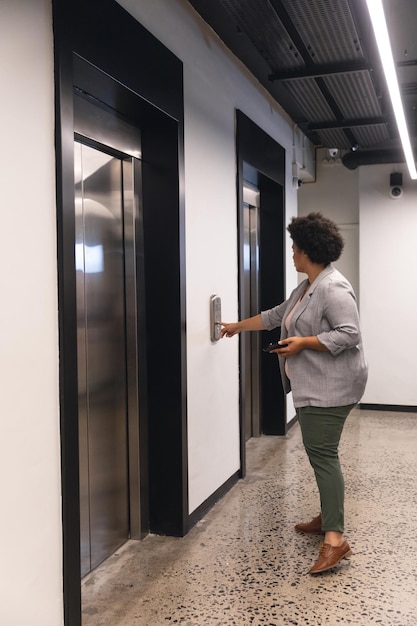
[309,540,352,574]
[294,514,323,534]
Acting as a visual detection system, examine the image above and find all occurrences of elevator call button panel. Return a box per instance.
[210,295,222,342]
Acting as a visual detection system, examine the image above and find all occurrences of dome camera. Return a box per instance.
[390,185,403,199]
[328,148,339,158]
[292,177,303,190]
[389,172,403,199]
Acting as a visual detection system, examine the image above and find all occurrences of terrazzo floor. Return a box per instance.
[82,408,417,625]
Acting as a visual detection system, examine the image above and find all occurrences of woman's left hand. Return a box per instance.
[271,335,327,356]
[270,336,305,357]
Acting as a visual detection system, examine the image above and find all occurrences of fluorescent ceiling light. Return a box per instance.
[366,0,417,179]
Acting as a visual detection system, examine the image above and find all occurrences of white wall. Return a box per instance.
[1,0,305,620]
[298,148,360,295]
[0,2,63,626]
[298,150,417,407]
[360,163,417,405]
[116,0,300,512]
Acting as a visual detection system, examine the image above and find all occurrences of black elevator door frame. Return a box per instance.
[54,2,187,621]
[236,111,287,480]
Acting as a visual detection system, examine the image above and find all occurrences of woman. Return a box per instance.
[220,212,368,574]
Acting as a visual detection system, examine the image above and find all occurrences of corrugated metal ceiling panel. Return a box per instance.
[281,0,364,64]
[284,79,337,122]
[324,72,384,118]
[351,125,391,148]
[317,128,352,149]
[189,0,415,152]
[219,0,304,70]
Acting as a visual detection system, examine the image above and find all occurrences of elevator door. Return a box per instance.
[242,182,261,440]
[75,141,130,576]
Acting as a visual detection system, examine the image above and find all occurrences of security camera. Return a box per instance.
[328,148,339,158]
[390,185,403,199]
[292,177,303,190]
[389,172,403,199]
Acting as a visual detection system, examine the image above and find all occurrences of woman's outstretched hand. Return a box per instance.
[220,322,241,338]
[220,314,265,338]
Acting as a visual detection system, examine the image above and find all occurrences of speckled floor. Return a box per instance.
[82,408,417,625]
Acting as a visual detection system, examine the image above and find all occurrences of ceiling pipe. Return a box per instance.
[342,149,405,170]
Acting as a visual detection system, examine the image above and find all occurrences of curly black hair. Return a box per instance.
[287,212,344,265]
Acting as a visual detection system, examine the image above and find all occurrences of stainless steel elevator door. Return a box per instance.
[75,141,129,576]
[242,182,261,440]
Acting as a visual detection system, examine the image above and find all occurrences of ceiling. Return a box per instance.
[187,0,417,167]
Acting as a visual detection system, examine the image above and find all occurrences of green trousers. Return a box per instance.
[296,404,355,533]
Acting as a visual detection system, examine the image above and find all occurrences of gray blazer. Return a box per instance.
[261,265,368,408]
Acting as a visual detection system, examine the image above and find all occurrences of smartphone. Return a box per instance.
[263,340,288,352]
